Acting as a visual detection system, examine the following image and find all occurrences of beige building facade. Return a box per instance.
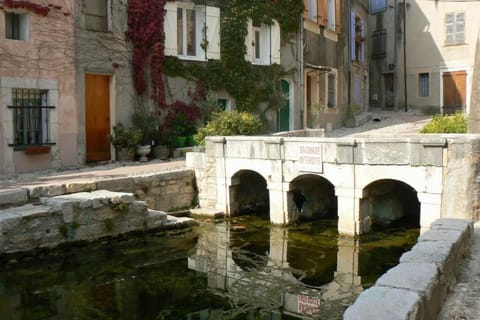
[0,1,76,174]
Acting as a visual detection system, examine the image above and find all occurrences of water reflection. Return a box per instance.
[188,217,418,319]
[0,217,418,320]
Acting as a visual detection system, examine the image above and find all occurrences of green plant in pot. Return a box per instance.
[132,111,158,161]
[162,100,200,148]
[109,123,142,161]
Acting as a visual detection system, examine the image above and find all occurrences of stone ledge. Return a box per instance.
[190,208,224,218]
[0,190,197,256]
[344,218,473,320]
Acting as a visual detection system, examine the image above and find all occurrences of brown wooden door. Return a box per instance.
[443,71,466,114]
[85,74,111,161]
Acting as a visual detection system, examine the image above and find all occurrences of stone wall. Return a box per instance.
[0,169,197,213]
[344,218,473,320]
[0,190,196,255]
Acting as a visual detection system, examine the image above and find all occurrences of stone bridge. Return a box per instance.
[187,134,480,235]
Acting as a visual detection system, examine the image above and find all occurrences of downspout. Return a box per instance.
[348,0,352,107]
[394,0,398,110]
[403,0,408,112]
[300,15,305,129]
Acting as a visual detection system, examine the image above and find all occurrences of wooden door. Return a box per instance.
[85,74,111,161]
[443,71,466,114]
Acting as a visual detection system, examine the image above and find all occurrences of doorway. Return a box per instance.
[443,70,466,115]
[85,74,111,162]
[279,80,290,131]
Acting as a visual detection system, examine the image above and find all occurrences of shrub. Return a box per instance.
[194,110,263,145]
[420,112,467,133]
[109,123,142,149]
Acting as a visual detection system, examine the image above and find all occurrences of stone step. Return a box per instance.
[0,190,197,256]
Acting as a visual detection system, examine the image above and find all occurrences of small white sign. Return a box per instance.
[298,144,323,172]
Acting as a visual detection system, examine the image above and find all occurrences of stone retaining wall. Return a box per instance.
[0,190,196,255]
[344,218,473,320]
[0,169,197,212]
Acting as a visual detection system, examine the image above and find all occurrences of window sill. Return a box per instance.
[444,42,467,47]
[178,56,208,62]
[323,29,338,42]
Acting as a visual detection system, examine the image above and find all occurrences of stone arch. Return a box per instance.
[288,174,337,223]
[360,179,420,230]
[229,170,269,217]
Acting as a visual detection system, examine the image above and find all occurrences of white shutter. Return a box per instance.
[260,23,270,64]
[456,12,465,44]
[271,20,281,64]
[445,12,455,45]
[196,6,206,58]
[206,6,221,60]
[164,1,177,56]
[245,18,253,62]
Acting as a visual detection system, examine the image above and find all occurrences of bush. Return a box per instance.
[194,110,263,145]
[420,112,467,133]
[109,123,142,149]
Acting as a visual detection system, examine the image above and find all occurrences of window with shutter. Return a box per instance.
[164,3,221,60]
[245,19,280,65]
[445,11,465,46]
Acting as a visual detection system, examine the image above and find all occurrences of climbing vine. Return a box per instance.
[125,0,173,110]
[1,0,63,16]
[165,0,304,112]
[126,0,303,113]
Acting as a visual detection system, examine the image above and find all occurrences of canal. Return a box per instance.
[0,216,418,319]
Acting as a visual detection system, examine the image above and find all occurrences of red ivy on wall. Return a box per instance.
[126,0,173,111]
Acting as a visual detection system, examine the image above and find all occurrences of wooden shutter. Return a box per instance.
[455,12,465,44]
[360,18,365,63]
[318,0,327,26]
[445,12,455,45]
[164,1,177,56]
[335,0,342,33]
[206,6,220,60]
[271,20,281,64]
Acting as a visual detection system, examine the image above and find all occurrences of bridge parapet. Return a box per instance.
[186,134,480,235]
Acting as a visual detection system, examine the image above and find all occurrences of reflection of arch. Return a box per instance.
[361,179,420,229]
[288,174,337,222]
[229,170,269,217]
[230,225,270,272]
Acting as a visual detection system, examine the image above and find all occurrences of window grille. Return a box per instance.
[8,89,55,146]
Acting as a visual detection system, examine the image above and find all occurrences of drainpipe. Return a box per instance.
[300,15,305,129]
[403,0,408,112]
[393,0,398,110]
[348,0,352,108]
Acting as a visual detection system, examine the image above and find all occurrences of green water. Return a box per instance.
[0,217,418,320]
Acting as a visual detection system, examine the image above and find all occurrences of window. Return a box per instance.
[327,72,337,108]
[85,0,109,31]
[445,12,465,46]
[5,12,28,40]
[419,73,429,97]
[8,89,54,146]
[370,0,388,14]
[372,29,386,59]
[164,2,220,60]
[350,11,365,63]
[245,19,280,65]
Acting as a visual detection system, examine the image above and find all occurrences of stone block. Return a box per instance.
[375,262,444,320]
[0,189,28,206]
[66,182,96,193]
[344,286,421,320]
[96,177,135,192]
[336,142,355,164]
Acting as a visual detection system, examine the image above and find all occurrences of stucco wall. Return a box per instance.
[0,1,76,174]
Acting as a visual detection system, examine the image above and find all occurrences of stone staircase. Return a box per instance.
[0,189,197,256]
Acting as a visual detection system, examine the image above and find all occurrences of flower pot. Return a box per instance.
[116,148,135,161]
[174,136,187,148]
[186,135,196,147]
[152,145,170,160]
[136,145,151,162]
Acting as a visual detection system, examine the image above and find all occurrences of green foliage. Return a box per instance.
[111,201,129,212]
[420,113,467,133]
[194,110,263,145]
[164,0,304,113]
[131,111,159,145]
[104,219,114,232]
[109,123,142,149]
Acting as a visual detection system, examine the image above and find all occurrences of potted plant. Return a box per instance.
[162,100,200,149]
[132,111,158,161]
[109,123,142,161]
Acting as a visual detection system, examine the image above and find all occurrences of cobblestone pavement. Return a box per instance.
[437,223,480,320]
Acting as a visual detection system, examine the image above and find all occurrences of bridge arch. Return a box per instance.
[287,174,337,223]
[229,170,269,217]
[360,179,420,230]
